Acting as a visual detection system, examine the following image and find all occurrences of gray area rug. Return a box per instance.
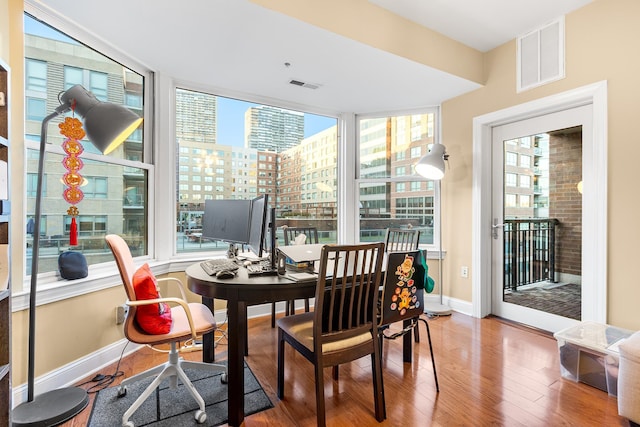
[88,363,272,426]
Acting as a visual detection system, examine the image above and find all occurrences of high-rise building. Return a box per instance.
[231,147,258,199]
[176,88,217,144]
[278,126,337,215]
[244,106,303,152]
[24,32,144,250]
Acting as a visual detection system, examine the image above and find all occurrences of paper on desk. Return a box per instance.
[287,271,317,280]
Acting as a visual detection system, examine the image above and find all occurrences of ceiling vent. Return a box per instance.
[517,16,565,92]
[289,79,319,90]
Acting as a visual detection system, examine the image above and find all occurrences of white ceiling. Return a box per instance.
[34,0,592,115]
[368,0,593,52]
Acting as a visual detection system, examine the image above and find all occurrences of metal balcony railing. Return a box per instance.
[503,218,558,291]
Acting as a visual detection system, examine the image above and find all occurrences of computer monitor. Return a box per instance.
[267,206,277,269]
[201,199,252,245]
[247,194,269,258]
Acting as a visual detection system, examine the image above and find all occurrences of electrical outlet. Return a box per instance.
[461,266,469,278]
[116,304,129,325]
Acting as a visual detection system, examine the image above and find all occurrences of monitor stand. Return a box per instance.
[227,243,238,259]
[269,207,277,270]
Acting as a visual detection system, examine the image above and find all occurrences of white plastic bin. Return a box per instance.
[554,321,634,396]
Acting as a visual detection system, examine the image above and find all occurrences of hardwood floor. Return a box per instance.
[60,312,627,426]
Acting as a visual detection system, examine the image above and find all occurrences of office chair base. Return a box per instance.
[12,386,89,427]
[119,342,225,427]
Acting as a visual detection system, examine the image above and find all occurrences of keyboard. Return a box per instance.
[246,260,278,276]
[200,258,240,276]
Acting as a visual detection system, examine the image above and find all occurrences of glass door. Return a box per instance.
[491,105,591,332]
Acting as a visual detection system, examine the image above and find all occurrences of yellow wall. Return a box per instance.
[11,287,126,381]
[0,0,8,59]
[440,0,640,330]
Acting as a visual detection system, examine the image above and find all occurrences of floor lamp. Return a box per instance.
[415,144,452,316]
[13,85,142,427]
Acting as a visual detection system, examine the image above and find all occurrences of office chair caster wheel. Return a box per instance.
[117,386,127,398]
[195,410,207,424]
[123,421,134,427]
[221,372,228,384]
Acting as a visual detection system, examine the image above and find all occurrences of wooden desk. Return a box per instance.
[185,263,317,427]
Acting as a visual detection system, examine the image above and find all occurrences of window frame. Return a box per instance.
[15,3,155,310]
[169,82,342,257]
[355,106,442,253]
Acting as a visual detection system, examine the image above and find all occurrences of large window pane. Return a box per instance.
[358,112,437,245]
[26,150,148,275]
[24,13,149,278]
[175,88,337,254]
[25,59,47,92]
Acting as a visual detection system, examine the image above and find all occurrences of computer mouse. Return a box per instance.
[243,260,252,267]
[216,270,236,279]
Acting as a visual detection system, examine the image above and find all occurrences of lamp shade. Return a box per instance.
[60,84,142,154]
[415,143,447,180]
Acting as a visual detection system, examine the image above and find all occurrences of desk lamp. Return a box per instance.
[415,144,452,316]
[13,85,142,426]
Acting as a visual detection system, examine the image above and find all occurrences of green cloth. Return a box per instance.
[414,249,435,293]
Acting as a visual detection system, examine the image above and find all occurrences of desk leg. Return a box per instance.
[202,297,215,363]
[227,295,247,427]
[403,319,412,363]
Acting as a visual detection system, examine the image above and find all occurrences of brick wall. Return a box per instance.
[548,128,582,276]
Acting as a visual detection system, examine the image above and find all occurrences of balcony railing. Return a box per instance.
[503,218,558,291]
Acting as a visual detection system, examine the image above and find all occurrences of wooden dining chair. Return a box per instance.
[270,226,319,327]
[277,242,386,426]
[283,226,319,246]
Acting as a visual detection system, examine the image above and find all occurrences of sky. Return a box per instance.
[216,97,337,147]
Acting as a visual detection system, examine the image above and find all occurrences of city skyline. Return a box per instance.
[216,96,336,147]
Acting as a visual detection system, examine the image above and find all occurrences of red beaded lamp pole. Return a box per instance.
[59,107,85,246]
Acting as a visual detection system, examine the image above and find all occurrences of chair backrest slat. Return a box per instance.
[314,243,385,342]
[384,228,420,252]
[283,226,320,245]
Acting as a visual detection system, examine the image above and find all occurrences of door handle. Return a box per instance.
[492,220,504,239]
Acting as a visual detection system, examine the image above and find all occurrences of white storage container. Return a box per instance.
[554,321,634,397]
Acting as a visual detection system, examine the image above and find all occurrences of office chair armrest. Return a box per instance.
[156,277,188,301]
[127,297,198,340]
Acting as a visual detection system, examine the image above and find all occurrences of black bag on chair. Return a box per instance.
[58,251,88,280]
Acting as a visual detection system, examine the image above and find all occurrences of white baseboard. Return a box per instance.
[12,339,142,407]
[424,293,473,316]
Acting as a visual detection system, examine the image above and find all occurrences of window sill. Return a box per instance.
[12,255,212,312]
[12,247,445,312]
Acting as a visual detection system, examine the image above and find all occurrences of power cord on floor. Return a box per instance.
[77,341,128,393]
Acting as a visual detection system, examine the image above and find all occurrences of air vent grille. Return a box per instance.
[517,16,565,92]
[289,79,319,90]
